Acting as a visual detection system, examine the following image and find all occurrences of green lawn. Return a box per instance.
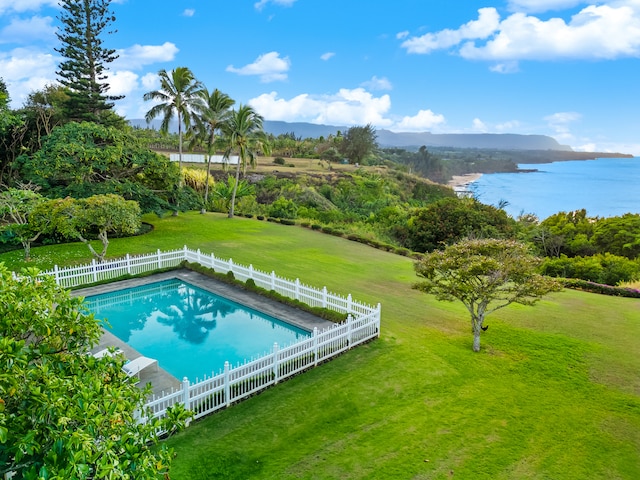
[3,212,639,479]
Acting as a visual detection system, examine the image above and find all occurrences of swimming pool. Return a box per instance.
[84,279,311,381]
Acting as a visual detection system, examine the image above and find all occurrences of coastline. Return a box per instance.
[447,173,483,189]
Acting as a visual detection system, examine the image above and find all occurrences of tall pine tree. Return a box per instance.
[55,0,122,124]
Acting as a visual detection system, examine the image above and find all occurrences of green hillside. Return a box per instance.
[4,212,637,479]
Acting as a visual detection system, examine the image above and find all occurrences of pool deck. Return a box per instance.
[73,269,334,398]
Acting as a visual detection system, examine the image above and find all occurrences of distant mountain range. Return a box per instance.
[129,118,573,151]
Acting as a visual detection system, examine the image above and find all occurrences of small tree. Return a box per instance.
[414,238,562,352]
[0,265,189,478]
[339,123,377,164]
[49,194,141,262]
[0,188,51,261]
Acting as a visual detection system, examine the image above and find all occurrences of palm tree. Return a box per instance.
[143,67,203,213]
[222,105,270,218]
[188,89,235,213]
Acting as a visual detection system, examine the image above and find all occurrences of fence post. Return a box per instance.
[183,244,188,261]
[347,294,353,313]
[347,314,353,347]
[157,249,162,269]
[228,258,233,275]
[223,361,230,406]
[295,278,300,300]
[376,303,382,335]
[249,264,254,279]
[322,286,327,308]
[92,259,97,283]
[273,343,280,384]
[126,254,131,275]
[181,377,191,415]
[54,265,60,285]
[197,248,201,264]
[313,328,319,366]
[271,271,276,290]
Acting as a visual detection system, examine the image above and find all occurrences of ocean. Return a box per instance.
[468,157,640,220]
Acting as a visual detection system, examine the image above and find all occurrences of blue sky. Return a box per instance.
[1,0,639,155]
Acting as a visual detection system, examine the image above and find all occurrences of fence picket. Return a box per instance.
[30,246,381,428]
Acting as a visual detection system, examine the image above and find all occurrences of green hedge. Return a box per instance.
[181,261,348,323]
[561,278,640,298]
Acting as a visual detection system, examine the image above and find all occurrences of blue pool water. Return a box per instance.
[84,279,311,381]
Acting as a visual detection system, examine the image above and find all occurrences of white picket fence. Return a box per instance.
[39,246,381,424]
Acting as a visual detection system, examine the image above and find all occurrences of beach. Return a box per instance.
[447,173,483,195]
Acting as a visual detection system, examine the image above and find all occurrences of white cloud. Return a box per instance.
[489,61,520,73]
[226,51,290,82]
[112,42,179,70]
[0,47,57,107]
[141,72,158,90]
[183,9,195,17]
[320,52,335,61]
[0,15,56,44]
[0,0,58,15]
[254,0,297,11]
[396,30,409,40]
[472,118,488,132]
[105,70,140,97]
[249,88,393,127]
[393,109,446,132]
[360,75,392,91]
[401,8,500,54]
[402,2,640,63]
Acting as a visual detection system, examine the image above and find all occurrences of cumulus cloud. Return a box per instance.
[0,0,58,15]
[105,70,140,97]
[360,76,392,91]
[393,109,446,132]
[226,51,290,82]
[472,118,488,132]
[320,52,335,61]
[248,88,393,127]
[182,9,195,17]
[401,8,500,54]
[0,15,56,44]
[401,2,640,64]
[112,42,179,70]
[0,47,57,106]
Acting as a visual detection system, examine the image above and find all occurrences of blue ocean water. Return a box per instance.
[469,157,640,220]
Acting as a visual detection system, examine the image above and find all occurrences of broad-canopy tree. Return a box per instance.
[14,121,180,214]
[401,197,513,253]
[0,188,53,261]
[47,194,141,262]
[339,123,377,164]
[55,0,123,124]
[222,104,270,218]
[414,238,562,352]
[0,265,188,478]
[188,88,235,213]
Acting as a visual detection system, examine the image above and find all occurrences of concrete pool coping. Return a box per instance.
[73,269,335,397]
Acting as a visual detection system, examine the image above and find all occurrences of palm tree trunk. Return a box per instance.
[174,112,183,216]
[202,153,211,214]
[228,160,241,218]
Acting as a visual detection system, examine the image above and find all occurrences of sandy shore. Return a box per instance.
[447,173,483,188]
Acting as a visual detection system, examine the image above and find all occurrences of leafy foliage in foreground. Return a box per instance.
[0,265,189,479]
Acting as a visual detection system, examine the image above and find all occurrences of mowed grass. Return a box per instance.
[3,212,639,479]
